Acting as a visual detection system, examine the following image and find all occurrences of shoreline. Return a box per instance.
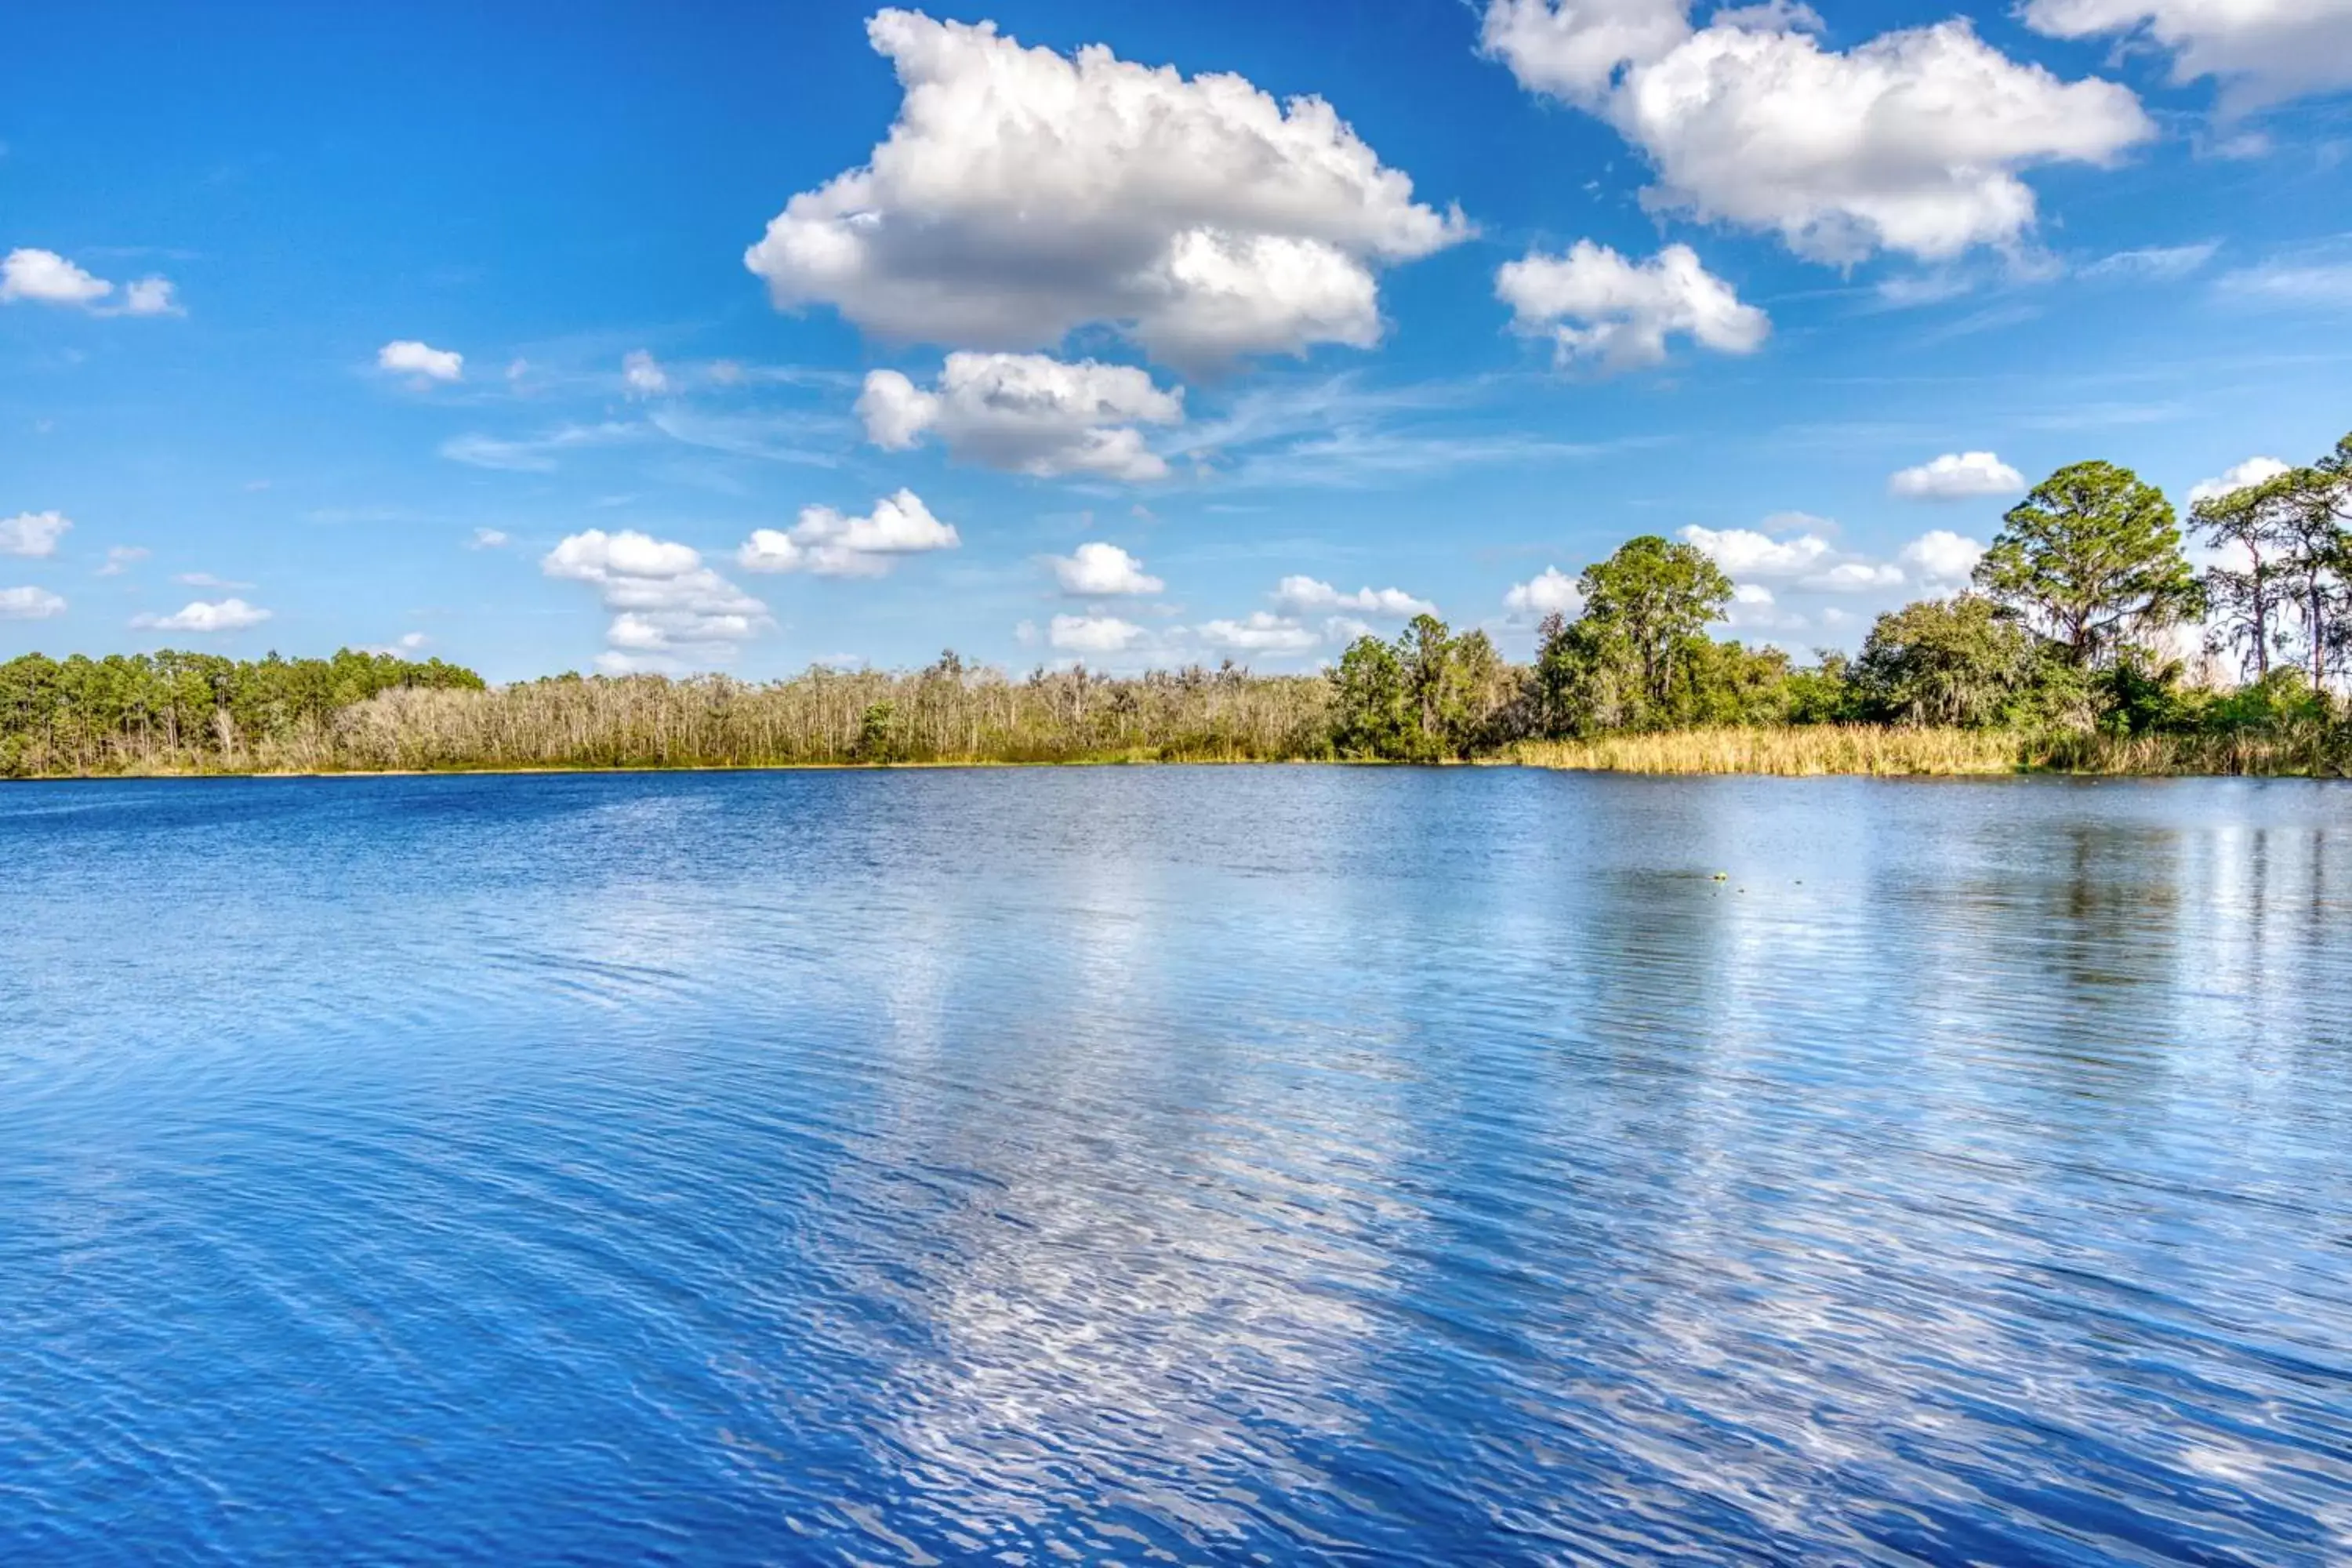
[5,757,2341,784]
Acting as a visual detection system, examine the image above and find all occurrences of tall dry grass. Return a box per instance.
[1508,727,2028,776]
[314,667,1334,774]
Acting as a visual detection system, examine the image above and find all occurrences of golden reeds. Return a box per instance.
[1506,727,2027,776]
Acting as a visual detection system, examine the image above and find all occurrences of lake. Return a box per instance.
[2,769,2348,1564]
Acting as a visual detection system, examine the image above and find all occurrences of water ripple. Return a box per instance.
[2,770,2349,1563]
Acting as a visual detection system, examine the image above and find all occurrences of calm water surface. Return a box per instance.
[2,769,2349,1565]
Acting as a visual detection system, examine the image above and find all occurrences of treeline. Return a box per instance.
[1329,434,2352,774]
[2,434,2347,778]
[0,648,485,775]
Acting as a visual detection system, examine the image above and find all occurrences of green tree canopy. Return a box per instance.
[1574,535,1733,710]
[1853,594,2042,728]
[1973,461,2200,665]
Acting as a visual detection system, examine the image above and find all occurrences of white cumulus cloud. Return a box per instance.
[119,277,181,317]
[1504,565,1585,618]
[1050,542,1164,597]
[0,510,72,558]
[378,339,464,383]
[96,545,149,576]
[0,586,67,619]
[859,354,1184,481]
[1497,241,1767,369]
[0,248,182,315]
[622,350,671,397]
[1897,528,1986,587]
[1274,575,1436,617]
[1482,2,2152,263]
[133,598,272,633]
[744,9,1466,368]
[1681,523,1835,579]
[1889,451,2027,500]
[1048,613,1148,654]
[2024,0,2352,110]
[1810,561,1906,593]
[1196,611,1322,654]
[2188,456,2290,504]
[737,488,960,579]
[1,249,111,307]
[543,528,768,665]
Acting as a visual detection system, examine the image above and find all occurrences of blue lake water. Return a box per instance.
[2,768,2349,1565]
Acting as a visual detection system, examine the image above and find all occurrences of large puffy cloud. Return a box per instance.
[1497,241,1766,369]
[745,9,1466,368]
[2188,456,2289,504]
[132,598,272,633]
[1,510,72,557]
[858,354,1184,481]
[1050,542,1163,597]
[0,586,67,619]
[543,528,768,667]
[737,488,960,579]
[1273,575,1436,618]
[1482,2,2152,263]
[2024,0,2352,109]
[1,249,180,314]
[1888,451,2027,500]
[379,340,464,383]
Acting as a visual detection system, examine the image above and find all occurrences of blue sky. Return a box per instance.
[5,0,2350,679]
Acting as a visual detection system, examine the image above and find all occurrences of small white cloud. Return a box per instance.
[119,277,182,317]
[1050,541,1163,597]
[378,339,464,383]
[1733,582,1775,605]
[543,528,768,662]
[96,545,149,576]
[1897,528,1985,586]
[1504,565,1584,618]
[1196,611,1321,654]
[1680,524,1834,579]
[1048,613,1147,654]
[858,354,1184,481]
[737,488,960,578]
[0,510,71,557]
[133,597,271,633]
[1497,241,1767,370]
[1274,575,1436,618]
[623,350,671,397]
[0,250,183,318]
[1,249,114,307]
[1888,451,2027,500]
[2189,456,2290,505]
[1807,561,1905,593]
[176,572,255,590]
[469,528,510,550]
[0,585,67,619]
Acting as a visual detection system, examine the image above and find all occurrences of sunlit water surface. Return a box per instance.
[3,770,2349,1565]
